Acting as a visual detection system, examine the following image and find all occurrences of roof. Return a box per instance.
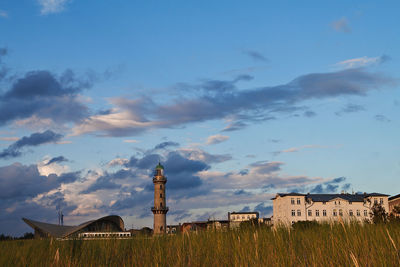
[389,193,400,201]
[155,162,164,170]
[23,215,124,239]
[307,194,365,202]
[272,192,389,202]
[229,211,259,215]
[271,193,306,200]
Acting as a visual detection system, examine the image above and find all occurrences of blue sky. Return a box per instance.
[0,0,399,235]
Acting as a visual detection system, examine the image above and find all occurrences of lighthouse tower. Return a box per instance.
[151,162,168,234]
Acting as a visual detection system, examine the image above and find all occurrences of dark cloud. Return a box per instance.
[0,69,91,126]
[335,104,365,116]
[240,206,251,212]
[238,169,249,176]
[254,203,273,217]
[0,130,63,159]
[304,110,317,117]
[45,156,68,166]
[310,177,348,193]
[0,163,78,200]
[75,68,393,136]
[243,50,268,62]
[234,189,251,196]
[154,141,180,150]
[375,114,391,122]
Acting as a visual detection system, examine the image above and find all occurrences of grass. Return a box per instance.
[1,222,400,266]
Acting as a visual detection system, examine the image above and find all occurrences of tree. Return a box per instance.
[370,203,388,224]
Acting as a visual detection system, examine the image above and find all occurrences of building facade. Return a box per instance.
[151,163,169,234]
[389,194,400,215]
[272,193,389,225]
[22,215,127,239]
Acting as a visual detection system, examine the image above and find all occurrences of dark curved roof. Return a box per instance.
[23,215,124,239]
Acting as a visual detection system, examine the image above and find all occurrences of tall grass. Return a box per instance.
[1,222,400,266]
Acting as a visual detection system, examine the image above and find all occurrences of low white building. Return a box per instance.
[228,211,259,228]
[272,192,389,225]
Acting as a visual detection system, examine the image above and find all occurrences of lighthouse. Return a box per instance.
[151,162,168,234]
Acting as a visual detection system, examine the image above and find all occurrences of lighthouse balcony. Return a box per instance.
[151,206,169,212]
[153,177,167,183]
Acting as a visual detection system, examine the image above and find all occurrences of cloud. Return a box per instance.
[178,148,232,164]
[222,121,248,132]
[0,70,91,127]
[72,68,394,137]
[206,134,229,145]
[254,203,273,217]
[335,104,365,116]
[273,145,324,156]
[309,177,348,193]
[0,163,78,200]
[304,110,317,117]
[45,156,68,166]
[335,55,390,69]
[0,10,7,18]
[37,0,71,15]
[375,114,391,122]
[331,17,351,33]
[154,141,180,150]
[123,139,139,143]
[0,130,63,159]
[242,50,268,62]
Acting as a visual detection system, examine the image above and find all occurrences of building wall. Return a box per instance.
[273,195,306,225]
[229,213,258,222]
[273,194,389,225]
[389,197,400,214]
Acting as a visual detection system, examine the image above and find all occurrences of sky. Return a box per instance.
[0,0,399,236]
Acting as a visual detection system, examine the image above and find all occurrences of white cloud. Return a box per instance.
[123,139,139,143]
[206,134,229,145]
[37,0,71,15]
[37,156,70,176]
[0,9,8,18]
[107,157,129,167]
[335,55,389,69]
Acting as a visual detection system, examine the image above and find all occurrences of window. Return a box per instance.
[349,210,353,216]
[291,198,295,205]
[316,210,320,216]
[308,210,312,216]
[323,210,327,216]
[374,199,378,205]
[334,201,336,205]
[291,210,295,216]
[349,201,352,205]
[247,215,250,219]
[160,202,163,207]
[297,210,301,216]
[160,185,162,189]
[297,198,301,204]
[357,210,360,216]
[160,193,163,198]
[339,201,341,205]
[364,210,368,217]
[333,209,337,216]
[380,198,384,205]
[339,209,343,216]
[322,201,326,205]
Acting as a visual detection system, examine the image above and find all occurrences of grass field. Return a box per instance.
[1,221,400,266]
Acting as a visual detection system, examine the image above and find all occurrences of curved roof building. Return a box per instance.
[22,215,125,239]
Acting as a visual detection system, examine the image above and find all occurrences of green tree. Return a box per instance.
[370,203,388,223]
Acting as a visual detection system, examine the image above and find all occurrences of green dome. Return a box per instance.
[155,162,164,170]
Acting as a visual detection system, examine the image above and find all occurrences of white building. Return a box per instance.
[228,211,259,228]
[272,192,389,225]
